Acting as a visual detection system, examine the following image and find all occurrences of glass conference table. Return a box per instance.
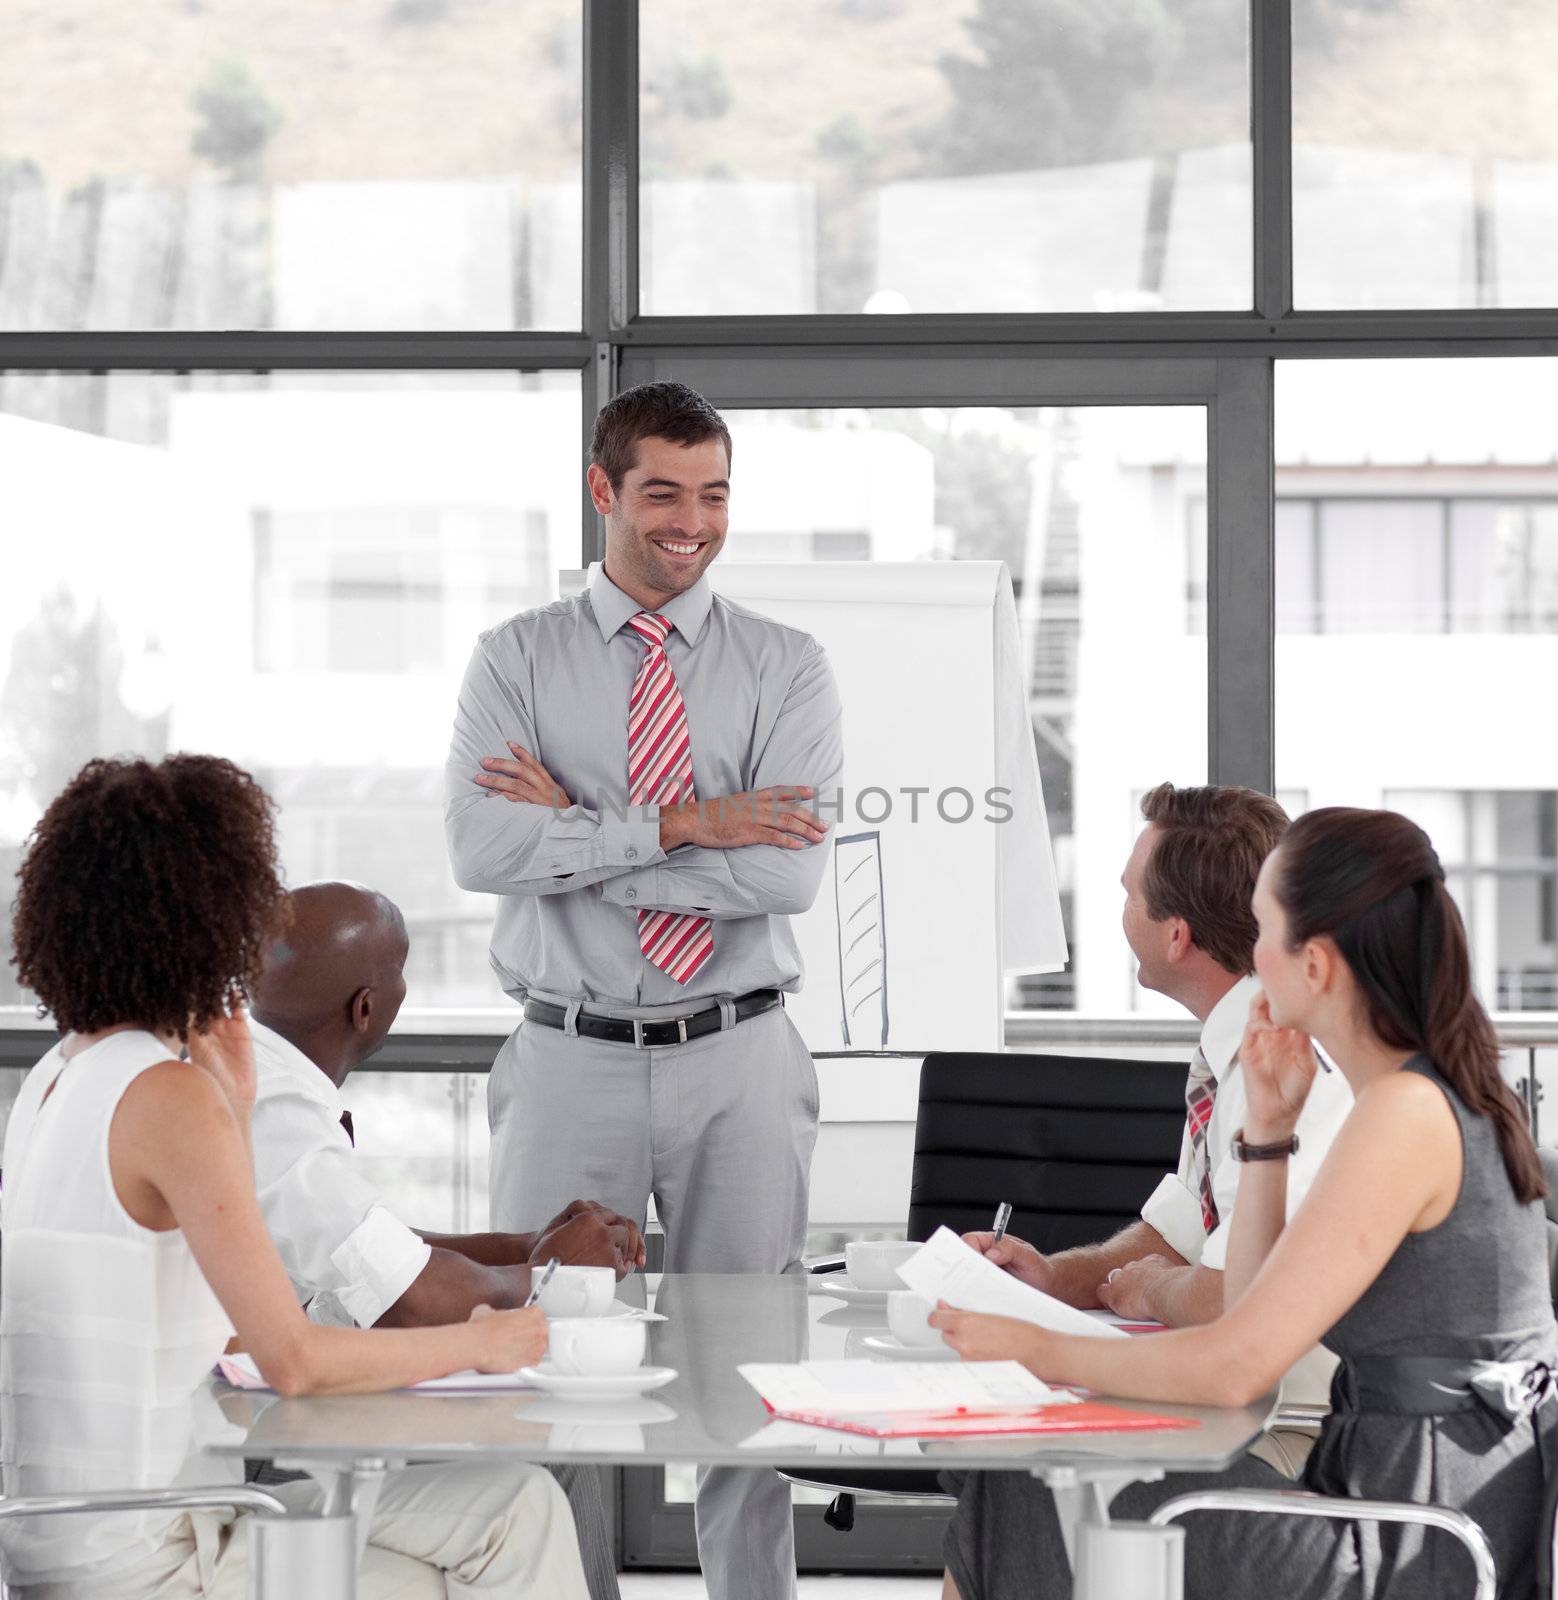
[210,1273,1275,1598]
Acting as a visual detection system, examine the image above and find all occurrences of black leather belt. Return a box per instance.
[523,989,782,1048]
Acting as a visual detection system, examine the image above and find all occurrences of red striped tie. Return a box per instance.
[1185,1047,1219,1234]
[625,611,713,985]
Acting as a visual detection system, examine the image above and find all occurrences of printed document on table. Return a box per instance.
[738,1358,1074,1416]
[898,1228,1130,1340]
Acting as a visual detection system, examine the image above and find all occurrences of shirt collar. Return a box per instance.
[1199,972,1261,1081]
[248,1017,344,1115]
[587,561,713,647]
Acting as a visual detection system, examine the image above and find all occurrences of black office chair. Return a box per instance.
[790,1049,1187,1531]
[906,1049,1186,1250]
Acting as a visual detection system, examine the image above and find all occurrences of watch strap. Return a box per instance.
[1232,1127,1301,1162]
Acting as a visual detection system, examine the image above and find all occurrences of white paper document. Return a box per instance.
[738,1358,1073,1416]
[216,1354,540,1393]
[897,1228,1130,1340]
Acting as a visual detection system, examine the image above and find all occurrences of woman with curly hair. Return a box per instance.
[3,755,588,1599]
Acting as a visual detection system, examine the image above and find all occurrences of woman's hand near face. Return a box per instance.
[927,1305,1050,1370]
[1239,991,1320,1142]
[185,1006,258,1119]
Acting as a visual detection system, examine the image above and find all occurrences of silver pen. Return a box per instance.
[523,1257,560,1309]
[991,1202,1012,1243]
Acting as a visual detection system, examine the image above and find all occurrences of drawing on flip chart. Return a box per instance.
[835,831,888,1048]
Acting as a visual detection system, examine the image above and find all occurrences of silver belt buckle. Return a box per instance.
[631,1017,689,1048]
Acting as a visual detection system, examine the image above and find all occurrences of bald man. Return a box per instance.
[247,881,643,1329]
[245,882,638,1600]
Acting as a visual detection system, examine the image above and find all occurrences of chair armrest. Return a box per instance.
[803,1253,847,1274]
[1271,1403,1328,1435]
[0,1486,289,1521]
[1146,1488,1496,1600]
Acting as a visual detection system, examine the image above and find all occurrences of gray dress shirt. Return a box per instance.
[444,563,844,1015]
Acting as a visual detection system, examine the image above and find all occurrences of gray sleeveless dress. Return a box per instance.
[945,1059,1558,1599]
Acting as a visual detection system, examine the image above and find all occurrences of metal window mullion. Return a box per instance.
[1209,358,1276,793]
[0,333,593,371]
[613,312,1558,353]
[581,0,638,562]
[614,352,1222,408]
[1251,0,1294,320]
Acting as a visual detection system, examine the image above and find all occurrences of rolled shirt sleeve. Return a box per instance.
[250,1089,432,1329]
[599,638,845,920]
[444,634,667,896]
[1141,1166,1210,1266]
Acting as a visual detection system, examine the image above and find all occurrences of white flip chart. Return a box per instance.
[707,561,1067,1055]
[560,560,1067,1054]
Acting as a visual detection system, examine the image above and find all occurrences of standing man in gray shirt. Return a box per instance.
[443,381,844,1600]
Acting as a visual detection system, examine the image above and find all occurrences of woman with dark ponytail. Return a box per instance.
[933,807,1558,1600]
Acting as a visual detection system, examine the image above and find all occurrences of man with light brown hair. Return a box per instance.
[444,381,843,1600]
[967,782,1354,1330]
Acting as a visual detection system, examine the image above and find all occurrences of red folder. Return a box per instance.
[769,1400,1200,1439]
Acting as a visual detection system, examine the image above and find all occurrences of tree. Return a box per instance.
[191,58,283,183]
[0,589,169,1005]
[0,587,165,824]
[919,0,1176,175]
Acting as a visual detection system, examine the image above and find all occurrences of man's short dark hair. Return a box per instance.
[590,381,733,491]
[1139,782,1290,975]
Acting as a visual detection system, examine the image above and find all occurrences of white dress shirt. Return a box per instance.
[248,1020,431,1328]
[1140,973,1355,1271]
[443,563,844,1013]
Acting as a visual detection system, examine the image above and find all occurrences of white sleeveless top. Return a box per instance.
[0,1032,237,1588]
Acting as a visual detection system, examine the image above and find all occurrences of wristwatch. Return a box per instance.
[1231,1128,1300,1162]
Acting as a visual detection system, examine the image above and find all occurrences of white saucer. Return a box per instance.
[807,1273,891,1307]
[518,1364,678,1400]
[859,1333,960,1362]
[601,1303,668,1322]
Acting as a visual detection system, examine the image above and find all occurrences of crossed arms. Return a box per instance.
[443,634,844,920]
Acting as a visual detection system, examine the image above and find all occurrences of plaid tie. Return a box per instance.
[1185,1046,1219,1234]
[625,611,713,985]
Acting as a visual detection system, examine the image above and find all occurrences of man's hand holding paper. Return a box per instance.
[958,1229,1059,1293]
[900,1228,1130,1341]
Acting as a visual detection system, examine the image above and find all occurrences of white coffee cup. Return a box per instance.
[845,1239,921,1290]
[537,1265,617,1318]
[887,1290,944,1348]
[547,1316,647,1377]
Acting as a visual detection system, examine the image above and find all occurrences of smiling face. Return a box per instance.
[589,434,730,608]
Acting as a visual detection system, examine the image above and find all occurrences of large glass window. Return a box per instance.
[0,5,583,330]
[0,369,582,1011]
[1388,790,1558,1012]
[1293,0,1558,309]
[718,404,1208,1015]
[639,0,1251,314]
[1275,359,1558,1009]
